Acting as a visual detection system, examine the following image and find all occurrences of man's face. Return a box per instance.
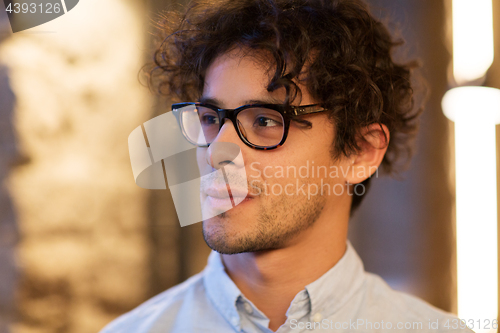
[198,48,352,254]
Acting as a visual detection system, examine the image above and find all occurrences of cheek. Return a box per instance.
[261,152,343,188]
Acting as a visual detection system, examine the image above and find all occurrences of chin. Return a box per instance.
[203,235,246,255]
[202,215,248,254]
[202,217,285,254]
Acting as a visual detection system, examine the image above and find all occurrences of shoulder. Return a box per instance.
[99,272,206,333]
[360,272,473,333]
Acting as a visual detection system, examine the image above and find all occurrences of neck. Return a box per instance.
[221,203,349,331]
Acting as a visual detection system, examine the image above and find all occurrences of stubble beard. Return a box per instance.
[202,179,327,254]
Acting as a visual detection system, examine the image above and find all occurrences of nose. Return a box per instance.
[206,119,245,169]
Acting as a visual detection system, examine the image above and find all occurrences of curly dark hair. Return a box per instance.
[149,0,421,212]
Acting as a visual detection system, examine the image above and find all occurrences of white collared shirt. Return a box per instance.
[100,241,473,332]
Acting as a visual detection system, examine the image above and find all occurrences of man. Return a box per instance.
[101,0,472,332]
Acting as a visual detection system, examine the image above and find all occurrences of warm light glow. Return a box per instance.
[443,87,500,124]
[452,0,494,84]
[442,87,500,333]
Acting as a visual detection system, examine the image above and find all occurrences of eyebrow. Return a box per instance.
[197,96,284,108]
[197,96,223,106]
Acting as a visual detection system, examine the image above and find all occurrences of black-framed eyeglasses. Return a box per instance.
[172,102,326,150]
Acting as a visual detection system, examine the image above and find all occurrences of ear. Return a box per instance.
[345,123,390,184]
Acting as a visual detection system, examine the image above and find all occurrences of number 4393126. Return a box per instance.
[444,319,498,330]
[5,2,62,14]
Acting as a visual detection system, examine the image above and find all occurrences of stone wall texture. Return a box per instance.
[0,0,154,332]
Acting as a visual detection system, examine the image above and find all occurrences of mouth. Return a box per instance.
[204,185,254,208]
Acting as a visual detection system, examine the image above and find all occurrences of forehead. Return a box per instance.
[202,48,286,107]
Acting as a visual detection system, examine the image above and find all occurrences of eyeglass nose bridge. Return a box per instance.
[208,108,242,146]
[215,108,238,131]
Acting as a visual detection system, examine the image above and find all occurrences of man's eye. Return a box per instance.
[201,115,219,125]
[254,117,282,127]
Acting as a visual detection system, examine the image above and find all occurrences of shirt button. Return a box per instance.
[312,313,322,322]
[243,302,253,314]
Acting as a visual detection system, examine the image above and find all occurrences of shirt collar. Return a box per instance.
[304,240,365,319]
[203,240,365,328]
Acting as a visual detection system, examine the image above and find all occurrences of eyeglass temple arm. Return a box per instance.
[290,105,326,116]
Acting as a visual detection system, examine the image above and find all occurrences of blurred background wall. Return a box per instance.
[0,0,498,332]
[0,1,153,332]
